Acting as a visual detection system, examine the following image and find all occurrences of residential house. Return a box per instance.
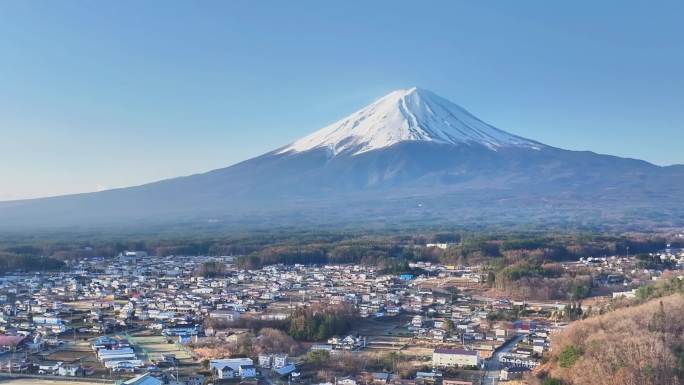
[432,348,479,368]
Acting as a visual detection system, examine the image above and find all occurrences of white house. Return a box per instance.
[208,310,241,322]
[32,315,63,325]
[210,358,256,379]
[432,348,479,368]
[58,364,81,377]
[337,378,357,385]
[239,364,256,378]
[219,366,235,379]
[258,353,272,368]
[273,353,288,368]
[426,243,451,250]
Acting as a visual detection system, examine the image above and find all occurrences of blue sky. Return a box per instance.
[1,1,683,200]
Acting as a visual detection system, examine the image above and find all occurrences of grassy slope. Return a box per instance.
[540,289,684,385]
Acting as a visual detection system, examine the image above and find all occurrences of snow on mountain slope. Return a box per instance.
[278,87,543,156]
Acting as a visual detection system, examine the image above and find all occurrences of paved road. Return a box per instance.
[481,334,524,385]
[0,372,112,383]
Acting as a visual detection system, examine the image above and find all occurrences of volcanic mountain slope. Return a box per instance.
[1,87,683,230]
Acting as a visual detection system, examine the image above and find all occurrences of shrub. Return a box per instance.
[558,345,582,368]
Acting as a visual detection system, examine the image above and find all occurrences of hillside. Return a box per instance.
[539,278,684,385]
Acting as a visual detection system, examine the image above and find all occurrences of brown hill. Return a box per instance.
[539,287,684,385]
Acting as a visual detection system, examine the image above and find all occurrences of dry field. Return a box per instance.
[352,315,408,336]
[44,340,98,363]
[400,344,434,357]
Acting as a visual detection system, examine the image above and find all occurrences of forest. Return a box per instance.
[286,303,358,341]
[0,230,675,264]
[0,251,64,273]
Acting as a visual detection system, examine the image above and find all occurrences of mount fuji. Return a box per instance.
[2,87,683,231]
[278,87,542,156]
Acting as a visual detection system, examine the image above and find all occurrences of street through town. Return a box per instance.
[481,334,524,385]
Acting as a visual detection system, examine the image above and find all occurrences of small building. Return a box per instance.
[123,373,163,385]
[371,372,390,384]
[274,363,296,377]
[273,353,288,368]
[258,353,272,368]
[210,358,256,379]
[432,348,479,368]
[0,335,26,352]
[58,364,82,377]
[161,353,178,365]
[181,374,205,385]
[499,366,529,381]
[239,364,256,378]
[310,344,333,352]
[209,310,241,322]
[337,378,357,385]
[32,315,63,325]
[219,366,235,379]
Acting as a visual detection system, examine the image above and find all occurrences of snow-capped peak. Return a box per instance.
[278,87,543,157]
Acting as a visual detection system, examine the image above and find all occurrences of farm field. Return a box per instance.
[45,341,96,363]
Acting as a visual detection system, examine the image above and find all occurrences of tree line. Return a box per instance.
[205,302,359,342]
[287,303,358,341]
[0,252,64,273]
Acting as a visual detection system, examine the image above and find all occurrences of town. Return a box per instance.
[0,243,682,385]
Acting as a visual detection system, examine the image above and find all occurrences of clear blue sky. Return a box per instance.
[1,1,683,200]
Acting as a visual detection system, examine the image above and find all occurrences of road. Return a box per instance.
[481,334,524,385]
[0,373,112,384]
[470,295,564,310]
